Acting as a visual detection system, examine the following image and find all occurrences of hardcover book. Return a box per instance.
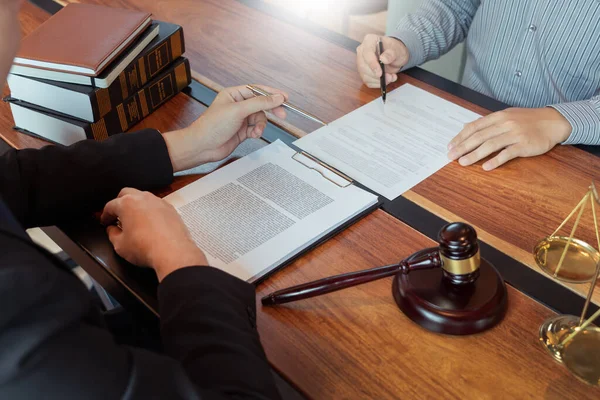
[8,22,185,122]
[14,4,152,77]
[7,58,192,146]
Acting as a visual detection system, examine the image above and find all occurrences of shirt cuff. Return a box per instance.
[389,29,426,71]
[549,101,600,145]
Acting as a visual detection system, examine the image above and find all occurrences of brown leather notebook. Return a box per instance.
[14,4,151,77]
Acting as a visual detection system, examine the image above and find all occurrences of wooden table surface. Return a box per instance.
[256,211,595,399]
[4,1,600,398]
[30,0,600,306]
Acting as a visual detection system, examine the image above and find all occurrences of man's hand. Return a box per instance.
[100,188,207,281]
[164,85,288,172]
[356,34,409,88]
[447,107,572,171]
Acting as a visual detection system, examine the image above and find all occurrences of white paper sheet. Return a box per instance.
[294,84,480,199]
[164,140,378,282]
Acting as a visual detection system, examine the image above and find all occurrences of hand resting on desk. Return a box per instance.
[101,187,208,281]
[356,34,573,171]
[448,107,572,171]
[0,0,284,394]
[102,84,288,280]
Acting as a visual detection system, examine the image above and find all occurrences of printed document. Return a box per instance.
[294,84,480,199]
[164,140,378,282]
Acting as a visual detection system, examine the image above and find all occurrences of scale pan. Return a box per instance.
[533,236,599,283]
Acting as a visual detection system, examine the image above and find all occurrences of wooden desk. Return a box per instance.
[4,1,600,398]
[31,0,599,310]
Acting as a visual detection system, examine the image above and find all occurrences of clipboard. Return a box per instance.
[252,198,381,286]
[251,141,384,285]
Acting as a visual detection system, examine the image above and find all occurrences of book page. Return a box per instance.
[164,140,378,282]
[294,84,480,199]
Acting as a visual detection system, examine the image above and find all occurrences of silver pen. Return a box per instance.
[246,84,328,126]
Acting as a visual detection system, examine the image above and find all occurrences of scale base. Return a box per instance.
[562,327,600,386]
[538,315,581,363]
[392,252,508,335]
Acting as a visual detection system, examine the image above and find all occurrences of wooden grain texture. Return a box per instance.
[61,0,600,301]
[256,211,600,399]
[11,1,600,397]
[403,190,600,306]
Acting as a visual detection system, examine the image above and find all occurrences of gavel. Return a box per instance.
[262,222,481,305]
[262,222,508,335]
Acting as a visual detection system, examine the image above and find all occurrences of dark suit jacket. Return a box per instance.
[0,130,280,399]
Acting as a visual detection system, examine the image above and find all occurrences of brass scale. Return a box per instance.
[533,182,600,386]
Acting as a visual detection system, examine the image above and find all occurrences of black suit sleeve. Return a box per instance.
[0,129,173,228]
[0,225,198,399]
[159,267,281,399]
[0,209,280,399]
[0,132,281,398]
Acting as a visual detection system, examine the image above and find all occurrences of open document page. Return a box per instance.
[294,84,480,200]
[164,140,379,282]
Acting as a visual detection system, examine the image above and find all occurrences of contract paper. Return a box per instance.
[164,140,378,282]
[294,84,480,200]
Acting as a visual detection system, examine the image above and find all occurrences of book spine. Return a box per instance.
[89,27,185,121]
[88,58,191,141]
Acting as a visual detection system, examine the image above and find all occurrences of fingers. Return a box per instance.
[270,106,287,120]
[448,107,556,170]
[357,34,402,87]
[236,92,286,118]
[117,187,140,198]
[448,112,506,150]
[357,34,382,78]
[361,69,381,88]
[379,48,397,65]
[100,197,122,226]
[448,124,511,161]
[247,111,267,138]
[457,132,519,166]
[381,36,407,71]
[362,73,398,88]
[385,73,398,85]
[482,145,522,171]
[250,85,289,101]
[223,85,289,103]
[106,225,122,247]
[229,85,288,120]
[101,188,141,225]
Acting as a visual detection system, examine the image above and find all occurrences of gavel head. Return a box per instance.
[438,222,481,285]
[394,222,507,335]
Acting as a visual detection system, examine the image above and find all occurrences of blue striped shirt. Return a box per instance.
[391,0,600,145]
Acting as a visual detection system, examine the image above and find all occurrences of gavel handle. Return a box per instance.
[261,263,400,306]
[261,247,441,306]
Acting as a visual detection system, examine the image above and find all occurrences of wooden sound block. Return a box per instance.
[392,250,508,335]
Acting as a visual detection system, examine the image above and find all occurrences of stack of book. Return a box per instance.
[5,3,191,145]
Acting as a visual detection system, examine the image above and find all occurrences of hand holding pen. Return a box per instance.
[356,34,409,89]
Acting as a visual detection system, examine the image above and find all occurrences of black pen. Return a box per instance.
[378,38,386,104]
